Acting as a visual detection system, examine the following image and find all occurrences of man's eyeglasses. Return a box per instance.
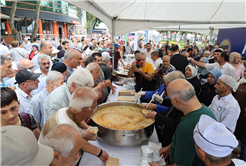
[28,66,35,70]
[42,62,50,65]
[82,104,98,112]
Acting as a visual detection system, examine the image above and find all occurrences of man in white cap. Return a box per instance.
[193,114,246,166]
[1,125,54,165]
[209,74,240,133]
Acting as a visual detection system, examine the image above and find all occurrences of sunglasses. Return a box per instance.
[42,62,50,65]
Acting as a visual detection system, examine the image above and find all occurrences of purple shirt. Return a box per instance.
[109,49,121,70]
[50,41,57,48]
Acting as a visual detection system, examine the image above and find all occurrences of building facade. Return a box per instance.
[1,0,84,39]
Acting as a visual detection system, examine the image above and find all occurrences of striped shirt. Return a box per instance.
[30,88,49,130]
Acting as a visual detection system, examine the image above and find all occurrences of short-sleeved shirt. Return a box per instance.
[23,42,32,53]
[15,87,32,114]
[33,68,49,94]
[169,104,216,166]
[19,113,38,131]
[209,93,240,132]
[30,88,49,130]
[205,62,238,80]
[144,50,153,59]
[8,47,28,63]
[109,49,121,70]
[0,45,9,55]
[133,62,155,92]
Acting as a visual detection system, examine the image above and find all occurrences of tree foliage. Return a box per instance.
[86,12,102,34]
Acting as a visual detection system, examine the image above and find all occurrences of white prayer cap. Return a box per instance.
[193,115,238,157]
[219,74,237,90]
[102,52,109,56]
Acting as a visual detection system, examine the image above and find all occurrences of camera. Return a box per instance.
[158,64,166,75]
[135,59,142,68]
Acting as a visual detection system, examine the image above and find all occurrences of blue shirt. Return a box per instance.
[30,88,49,130]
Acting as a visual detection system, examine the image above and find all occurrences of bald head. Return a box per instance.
[64,48,80,68]
[167,79,195,103]
[17,59,34,71]
[64,48,78,60]
[162,55,171,69]
[86,62,100,72]
[40,41,52,55]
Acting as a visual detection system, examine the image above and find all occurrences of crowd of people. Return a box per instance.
[1,35,246,166]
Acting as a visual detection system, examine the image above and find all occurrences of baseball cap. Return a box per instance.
[51,62,67,73]
[114,43,119,48]
[193,115,238,157]
[15,68,41,84]
[1,125,54,165]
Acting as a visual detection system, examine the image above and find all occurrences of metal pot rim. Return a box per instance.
[91,101,155,131]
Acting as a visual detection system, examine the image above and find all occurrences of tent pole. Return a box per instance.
[112,18,116,73]
[209,28,214,44]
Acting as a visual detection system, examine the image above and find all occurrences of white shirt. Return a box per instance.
[130,57,156,70]
[5,77,16,88]
[144,50,153,59]
[0,44,9,55]
[138,47,146,53]
[31,53,53,71]
[8,47,28,63]
[153,58,162,69]
[205,62,238,81]
[15,87,33,114]
[33,68,49,94]
[209,93,240,132]
[23,41,32,53]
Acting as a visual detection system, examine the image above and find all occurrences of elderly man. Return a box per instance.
[209,75,240,132]
[80,54,88,68]
[23,38,32,52]
[149,79,216,166]
[63,48,80,79]
[154,55,176,89]
[137,41,146,52]
[1,125,53,166]
[30,71,64,130]
[86,62,113,104]
[41,124,83,166]
[192,115,246,166]
[128,52,155,92]
[190,51,238,80]
[5,59,35,88]
[14,69,41,114]
[57,41,69,59]
[1,55,12,87]
[32,41,53,70]
[43,68,100,131]
[144,43,154,59]
[40,87,109,165]
[101,52,112,80]
[142,71,184,146]
[170,45,188,75]
[34,54,50,94]
[151,51,162,69]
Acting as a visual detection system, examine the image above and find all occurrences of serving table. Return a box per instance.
[79,83,166,166]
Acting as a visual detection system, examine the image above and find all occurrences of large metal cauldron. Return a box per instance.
[91,101,155,147]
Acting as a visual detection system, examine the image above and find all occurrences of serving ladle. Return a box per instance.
[141,92,158,115]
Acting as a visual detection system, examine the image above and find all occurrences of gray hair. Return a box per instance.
[41,124,80,158]
[1,55,11,65]
[163,71,185,83]
[46,71,63,84]
[37,54,50,64]
[86,62,100,72]
[70,87,98,112]
[67,68,94,88]
[64,48,77,61]
[181,51,188,56]
[136,52,146,59]
[168,80,196,102]
[102,55,110,62]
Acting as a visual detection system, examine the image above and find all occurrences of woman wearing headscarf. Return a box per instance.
[185,64,201,96]
[203,51,210,58]
[197,57,209,85]
[198,69,222,106]
[229,52,245,79]
[233,67,246,141]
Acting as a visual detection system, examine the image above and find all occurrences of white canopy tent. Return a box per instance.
[66,0,246,71]
[67,0,246,36]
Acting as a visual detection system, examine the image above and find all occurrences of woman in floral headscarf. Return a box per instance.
[229,52,245,79]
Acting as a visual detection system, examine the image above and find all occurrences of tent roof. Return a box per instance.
[67,0,246,35]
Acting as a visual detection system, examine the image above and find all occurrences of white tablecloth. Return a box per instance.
[79,128,166,166]
[106,83,128,102]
